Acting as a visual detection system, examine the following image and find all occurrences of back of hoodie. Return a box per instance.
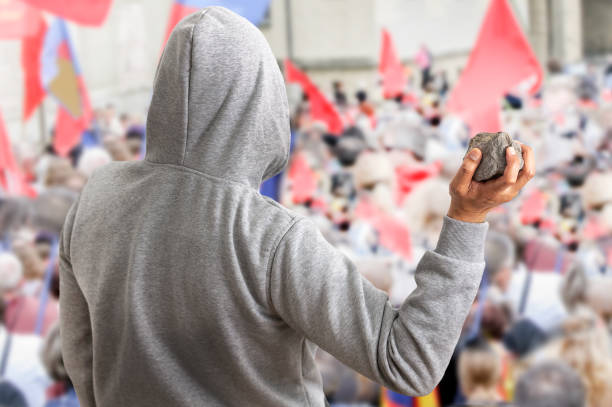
[59,7,488,407]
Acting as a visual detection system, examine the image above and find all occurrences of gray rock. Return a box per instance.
[466,132,524,182]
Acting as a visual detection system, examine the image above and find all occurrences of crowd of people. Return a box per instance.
[280,58,612,406]
[1,55,611,406]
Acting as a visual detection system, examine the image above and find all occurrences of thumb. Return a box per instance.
[452,148,482,195]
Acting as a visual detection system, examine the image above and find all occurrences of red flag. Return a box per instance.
[284,59,343,135]
[0,111,37,198]
[379,29,406,99]
[354,198,412,260]
[394,161,442,205]
[520,189,546,225]
[21,13,47,121]
[287,152,317,204]
[447,0,542,135]
[54,76,92,156]
[0,0,39,39]
[18,0,112,26]
[41,20,92,156]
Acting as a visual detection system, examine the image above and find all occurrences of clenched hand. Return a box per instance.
[447,143,535,223]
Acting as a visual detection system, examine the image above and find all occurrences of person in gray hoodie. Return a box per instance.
[59,6,534,407]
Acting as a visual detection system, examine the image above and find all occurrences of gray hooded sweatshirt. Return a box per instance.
[59,7,488,407]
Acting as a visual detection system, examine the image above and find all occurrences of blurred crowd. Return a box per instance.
[1,55,612,406]
[281,58,612,407]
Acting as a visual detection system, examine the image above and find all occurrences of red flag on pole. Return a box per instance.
[0,0,39,39]
[18,0,113,27]
[379,29,406,99]
[21,12,47,121]
[41,20,92,156]
[287,152,317,204]
[354,198,412,260]
[284,59,343,135]
[447,0,542,135]
[0,111,37,198]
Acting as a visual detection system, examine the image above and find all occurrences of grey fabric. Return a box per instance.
[59,7,488,407]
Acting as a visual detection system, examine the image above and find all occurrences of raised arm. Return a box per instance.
[269,144,534,395]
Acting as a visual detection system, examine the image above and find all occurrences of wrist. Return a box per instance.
[447,206,487,223]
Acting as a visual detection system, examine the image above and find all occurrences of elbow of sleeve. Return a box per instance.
[415,372,444,397]
[381,357,443,397]
[407,370,441,398]
[381,340,448,397]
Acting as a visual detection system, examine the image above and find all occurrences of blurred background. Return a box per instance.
[1,0,612,406]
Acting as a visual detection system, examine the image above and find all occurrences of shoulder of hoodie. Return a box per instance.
[84,160,311,236]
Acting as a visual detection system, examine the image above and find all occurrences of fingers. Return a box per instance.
[502,146,521,184]
[515,143,536,188]
[451,148,481,195]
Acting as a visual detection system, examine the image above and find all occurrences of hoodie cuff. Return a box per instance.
[434,216,489,263]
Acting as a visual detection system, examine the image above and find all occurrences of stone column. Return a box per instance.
[559,0,583,63]
[528,0,549,68]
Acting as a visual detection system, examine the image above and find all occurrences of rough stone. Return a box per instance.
[466,132,524,182]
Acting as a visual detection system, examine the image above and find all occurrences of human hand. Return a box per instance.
[447,143,535,223]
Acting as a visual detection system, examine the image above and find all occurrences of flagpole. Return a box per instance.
[38,100,47,150]
[284,0,294,60]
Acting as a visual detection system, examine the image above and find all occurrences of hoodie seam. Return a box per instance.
[182,9,210,166]
[143,158,257,190]
[265,216,304,316]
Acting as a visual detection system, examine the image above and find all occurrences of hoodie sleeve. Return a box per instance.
[269,215,488,396]
[59,198,96,406]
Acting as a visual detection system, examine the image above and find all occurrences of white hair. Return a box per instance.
[0,252,23,294]
[77,147,112,178]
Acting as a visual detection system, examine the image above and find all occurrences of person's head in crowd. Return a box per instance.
[41,323,70,385]
[34,232,53,262]
[560,307,612,407]
[103,135,132,161]
[12,241,45,281]
[332,80,347,107]
[583,171,612,210]
[77,147,112,178]
[355,90,367,104]
[0,252,23,296]
[485,231,515,293]
[0,198,34,239]
[0,382,28,407]
[458,336,501,403]
[334,127,366,167]
[515,361,585,407]
[125,126,145,158]
[480,301,512,341]
[44,158,75,188]
[564,155,594,188]
[331,173,354,199]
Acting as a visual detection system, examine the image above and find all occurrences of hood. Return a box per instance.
[145,7,290,189]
